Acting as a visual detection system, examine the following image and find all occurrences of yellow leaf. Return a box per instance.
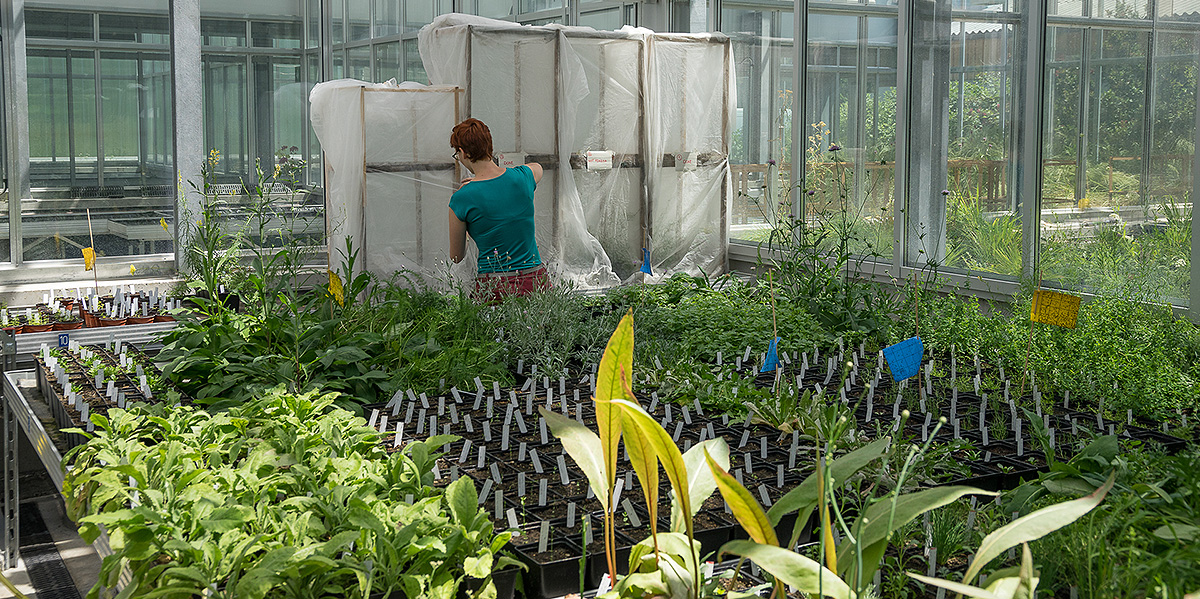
[129,265,137,276]
[594,309,634,496]
[328,269,344,306]
[705,448,779,547]
[82,247,95,271]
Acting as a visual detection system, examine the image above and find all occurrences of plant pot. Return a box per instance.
[3,325,22,336]
[53,320,83,331]
[23,323,53,333]
[513,538,584,599]
[97,317,127,327]
[126,315,154,325]
[457,565,519,599]
[82,311,99,328]
[152,313,176,323]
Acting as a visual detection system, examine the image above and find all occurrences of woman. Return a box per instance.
[448,118,550,302]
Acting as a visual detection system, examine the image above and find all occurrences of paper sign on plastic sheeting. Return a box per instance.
[883,336,923,382]
[675,152,697,171]
[496,152,525,168]
[585,150,614,171]
[1030,289,1080,329]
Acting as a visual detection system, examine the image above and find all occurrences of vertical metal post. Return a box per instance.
[321,0,335,82]
[1,388,17,569]
[1190,34,1200,323]
[1139,29,1155,208]
[1076,27,1092,204]
[171,0,204,273]
[3,0,30,266]
[1015,0,1048,280]
[552,32,562,256]
[721,38,730,273]
[891,0,911,273]
[790,1,806,226]
[95,47,105,189]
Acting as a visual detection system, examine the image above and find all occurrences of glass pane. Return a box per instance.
[99,14,169,44]
[375,42,402,80]
[28,50,98,192]
[252,21,303,49]
[1043,26,1082,206]
[347,45,372,80]
[1040,26,1183,300]
[404,39,427,84]
[203,19,247,46]
[723,7,793,243]
[945,22,1021,277]
[520,0,563,16]
[348,0,372,41]
[578,8,620,30]
[27,9,93,40]
[308,0,321,48]
[798,14,897,258]
[203,56,249,183]
[407,0,436,33]
[25,47,175,262]
[1049,0,1148,18]
[471,0,514,20]
[376,0,401,36]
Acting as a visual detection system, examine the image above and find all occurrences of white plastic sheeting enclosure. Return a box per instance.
[312,15,735,289]
[310,81,467,283]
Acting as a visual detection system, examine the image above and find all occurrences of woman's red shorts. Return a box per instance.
[473,266,550,304]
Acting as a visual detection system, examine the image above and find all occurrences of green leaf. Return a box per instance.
[539,408,610,511]
[905,572,999,599]
[720,540,852,599]
[463,553,492,578]
[446,476,479,525]
[1152,523,1200,542]
[768,437,890,525]
[202,505,254,533]
[837,486,993,584]
[671,439,729,533]
[704,449,777,547]
[962,472,1114,586]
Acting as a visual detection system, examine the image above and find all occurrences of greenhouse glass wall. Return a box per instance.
[0,0,1196,319]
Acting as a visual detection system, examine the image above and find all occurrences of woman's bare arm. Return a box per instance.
[448,208,467,263]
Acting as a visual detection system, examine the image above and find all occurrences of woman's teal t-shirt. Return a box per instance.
[448,165,541,273]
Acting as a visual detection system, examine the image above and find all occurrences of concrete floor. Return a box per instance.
[1,496,101,599]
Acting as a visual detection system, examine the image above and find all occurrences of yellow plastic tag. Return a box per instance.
[82,247,95,271]
[328,270,344,306]
[1031,289,1080,329]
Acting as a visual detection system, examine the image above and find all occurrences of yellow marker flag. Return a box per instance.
[1031,289,1081,329]
[328,269,344,306]
[130,264,137,276]
[160,218,169,232]
[82,247,95,271]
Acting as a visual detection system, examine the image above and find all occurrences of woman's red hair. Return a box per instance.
[450,118,494,162]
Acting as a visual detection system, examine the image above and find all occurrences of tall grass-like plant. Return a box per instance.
[541,311,739,599]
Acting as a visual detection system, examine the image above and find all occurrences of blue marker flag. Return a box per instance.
[882,336,923,382]
[760,337,781,373]
[640,248,653,275]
